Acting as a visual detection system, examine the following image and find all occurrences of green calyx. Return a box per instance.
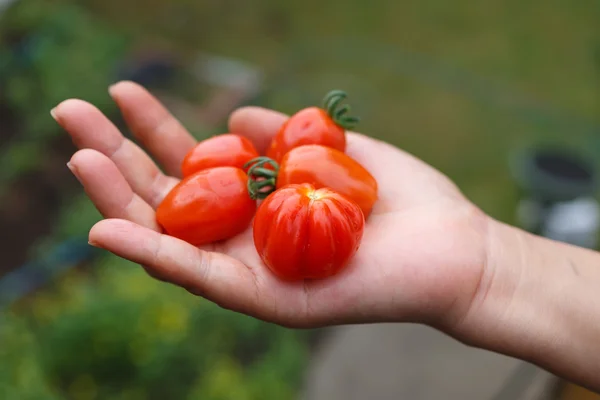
[244,157,280,200]
[323,90,360,130]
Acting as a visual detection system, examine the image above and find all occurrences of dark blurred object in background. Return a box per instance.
[115,50,179,88]
[511,146,599,249]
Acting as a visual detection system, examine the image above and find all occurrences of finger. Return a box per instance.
[89,219,262,316]
[68,149,160,231]
[53,99,178,208]
[109,81,197,177]
[228,106,287,154]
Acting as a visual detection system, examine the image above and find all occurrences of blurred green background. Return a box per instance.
[0,0,598,398]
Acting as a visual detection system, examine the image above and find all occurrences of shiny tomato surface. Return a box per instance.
[253,184,364,280]
[181,134,259,177]
[266,107,346,162]
[157,167,256,246]
[276,145,378,217]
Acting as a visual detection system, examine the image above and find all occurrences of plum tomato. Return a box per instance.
[181,134,259,177]
[266,90,359,162]
[157,166,256,246]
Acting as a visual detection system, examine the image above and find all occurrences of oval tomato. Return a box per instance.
[157,167,256,246]
[253,183,365,281]
[247,145,378,217]
[181,134,259,177]
[266,90,359,162]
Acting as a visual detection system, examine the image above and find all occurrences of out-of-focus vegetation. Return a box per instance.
[1,0,599,398]
[84,0,600,221]
[1,0,126,127]
[0,0,126,190]
[2,257,309,399]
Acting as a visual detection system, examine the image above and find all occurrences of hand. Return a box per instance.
[53,81,491,329]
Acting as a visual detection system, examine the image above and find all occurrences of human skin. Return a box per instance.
[52,81,600,391]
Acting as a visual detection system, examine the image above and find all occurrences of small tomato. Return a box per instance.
[253,183,365,280]
[266,90,359,162]
[157,167,256,246]
[181,134,259,177]
[246,145,378,218]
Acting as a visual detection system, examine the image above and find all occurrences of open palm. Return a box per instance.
[55,82,491,329]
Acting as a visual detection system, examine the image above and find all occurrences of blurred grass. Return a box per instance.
[2,0,598,219]
[0,0,126,197]
[3,253,310,399]
[83,0,600,221]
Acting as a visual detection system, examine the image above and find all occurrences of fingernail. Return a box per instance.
[50,107,58,121]
[67,162,81,183]
[88,240,101,249]
[108,83,118,97]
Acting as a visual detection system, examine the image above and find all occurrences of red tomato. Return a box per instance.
[266,90,359,162]
[253,183,365,281]
[181,134,259,177]
[156,167,256,246]
[247,145,378,218]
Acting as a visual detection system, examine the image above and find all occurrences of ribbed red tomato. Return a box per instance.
[253,183,365,281]
[266,90,359,162]
[181,134,259,177]
[156,167,256,246]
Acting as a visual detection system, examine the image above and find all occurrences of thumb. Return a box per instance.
[89,219,261,314]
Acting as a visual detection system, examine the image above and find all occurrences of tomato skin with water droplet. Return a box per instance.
[181,134,259,177]
[253,183,365,281]
[157,167,256,246]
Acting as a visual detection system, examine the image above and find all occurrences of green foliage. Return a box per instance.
[30,193,102,260]
[0,314,61,400]
[0,1,128,192]
[4,256,309,399]
[1,1,127,137]
[0,141,44,193]
[0,2,129,205]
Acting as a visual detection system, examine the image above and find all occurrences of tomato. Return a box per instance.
[266,90,359,162]
[247,145,378,218]
[156,167,256,246]
[253,183,364,280]
[181,134,259,177]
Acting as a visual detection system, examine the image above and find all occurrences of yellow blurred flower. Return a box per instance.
[188,357,253,400]
[156,302,189,337]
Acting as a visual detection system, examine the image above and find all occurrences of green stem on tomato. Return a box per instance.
[244,157,280,200]
[323,90,360,130]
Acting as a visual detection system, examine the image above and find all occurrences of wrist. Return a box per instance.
[441,219,531,351]
[447,218,600,390]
